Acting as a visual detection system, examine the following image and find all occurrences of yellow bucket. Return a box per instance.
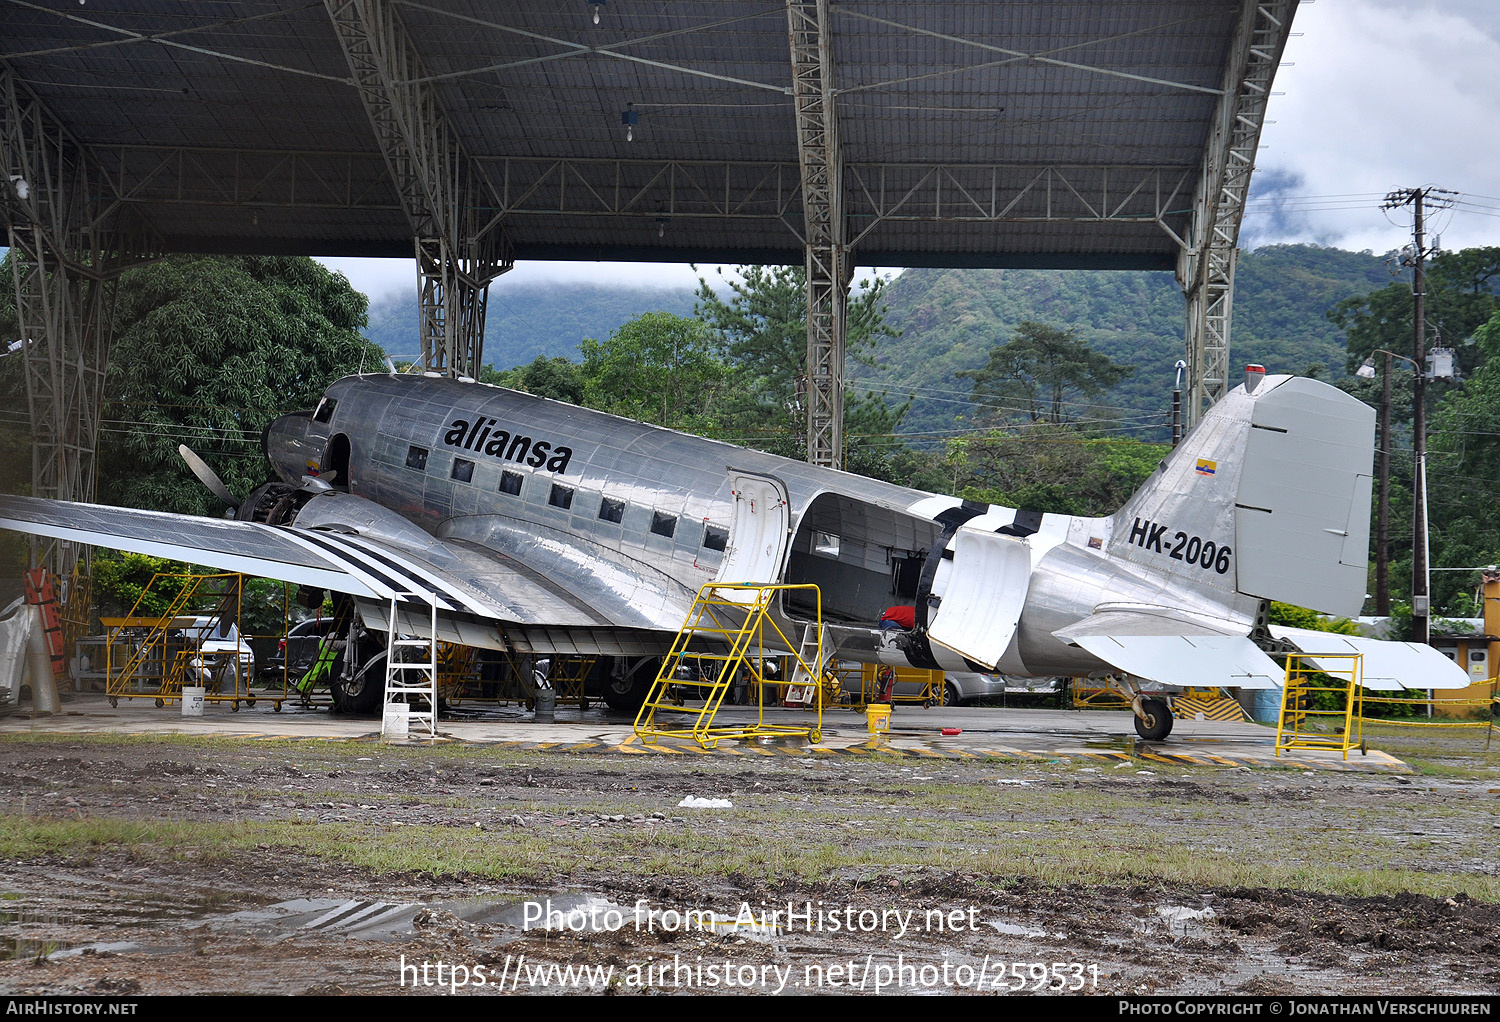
[866,703,892,735]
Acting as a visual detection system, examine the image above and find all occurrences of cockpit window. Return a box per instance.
[313,397,337,423]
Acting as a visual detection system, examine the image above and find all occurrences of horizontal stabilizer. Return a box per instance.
[1069,634,1284,690]
[1056,609,1280,689]
[1270,626,1473,691]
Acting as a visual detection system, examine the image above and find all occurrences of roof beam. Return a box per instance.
[324,0,513,379]
[97,145,1196,228]
[1177,0,1297,426]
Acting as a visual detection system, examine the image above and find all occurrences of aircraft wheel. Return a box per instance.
[330,653,387,716]
[602,659,655,712]
[1133,697,1173,741]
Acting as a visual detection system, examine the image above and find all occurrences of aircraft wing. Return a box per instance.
[1270,625,1472,691]
[0,495,607,627]
[1054,609,1284,689]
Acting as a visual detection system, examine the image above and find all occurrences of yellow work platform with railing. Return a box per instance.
[104,572,272,711]
[1276,652,1365,760]
[634,583,828,750]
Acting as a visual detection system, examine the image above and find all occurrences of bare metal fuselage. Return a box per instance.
[261,373,1263,678]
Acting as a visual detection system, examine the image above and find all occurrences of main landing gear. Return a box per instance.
[1102,676,1176,741]
[1133,696,1174,741]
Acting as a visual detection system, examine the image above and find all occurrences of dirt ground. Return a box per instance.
[0,729,1497,996]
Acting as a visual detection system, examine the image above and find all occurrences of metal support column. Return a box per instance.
[325,0,514,379]
[1,67,160,578]
[1176,0,1297,427]
[786,0,849,470]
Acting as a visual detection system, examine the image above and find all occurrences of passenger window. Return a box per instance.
[651,511,677,538]
[499,470,523,496]
[549,484,574,510]
[451,458,474,483]
[599,497,625,524]
[405,445,428,470]
[702,524,728,552]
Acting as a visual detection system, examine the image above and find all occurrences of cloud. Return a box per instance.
[1247,0,1500,253]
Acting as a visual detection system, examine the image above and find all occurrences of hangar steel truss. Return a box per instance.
[1,0,1299,526]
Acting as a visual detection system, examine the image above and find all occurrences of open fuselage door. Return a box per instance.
[926,526,1032,670]
[714,471,791,602]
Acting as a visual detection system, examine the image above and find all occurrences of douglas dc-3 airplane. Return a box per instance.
[0,364,1467,738]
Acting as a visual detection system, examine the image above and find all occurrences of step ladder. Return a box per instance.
[784,623,833,705]
[633,583,828,749]
[1276,651,1365,760]
[382,593,438,740]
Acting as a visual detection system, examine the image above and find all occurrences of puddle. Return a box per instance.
[1143,904,1218,938]
[987,920,1053,938]
[49,941,160,960]
[205,893,783,945]
[2,893,223,961]
[4,936,74,959]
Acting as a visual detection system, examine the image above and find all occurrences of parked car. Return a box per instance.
[173,615,255,692]
[256,617,338,684]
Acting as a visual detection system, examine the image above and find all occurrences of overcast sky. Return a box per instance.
[321,0,1500,302]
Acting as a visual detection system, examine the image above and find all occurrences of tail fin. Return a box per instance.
[1109,374,1374,618]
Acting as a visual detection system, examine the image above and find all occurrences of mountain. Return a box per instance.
[362,245,1393,444]
[364,281,698,366]
[856,244,1393,442]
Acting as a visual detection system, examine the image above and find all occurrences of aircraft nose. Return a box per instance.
[263,410,317,485]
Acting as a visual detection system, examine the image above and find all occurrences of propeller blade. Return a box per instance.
[178,444,238,509]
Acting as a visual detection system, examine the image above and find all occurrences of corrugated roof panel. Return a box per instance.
[0,0,1283,267]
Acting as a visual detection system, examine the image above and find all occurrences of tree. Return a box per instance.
[1331,247,1500,614]
[578,311,727,429]
[1425,308,1500,612]
[1331,246,1500,378]
[693,265,922,480]
[946,427,1166,517]
[959,320,1134,425]
[482,355,585,404]
[99,255,383,516]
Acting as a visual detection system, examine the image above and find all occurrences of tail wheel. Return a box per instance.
[1133,696,1173,741]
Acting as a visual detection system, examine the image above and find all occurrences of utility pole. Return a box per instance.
[1380,186,1455,644]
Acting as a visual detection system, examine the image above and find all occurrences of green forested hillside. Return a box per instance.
[364,281,698,365]
[366,245,1392,444]
[856,244,1392,443]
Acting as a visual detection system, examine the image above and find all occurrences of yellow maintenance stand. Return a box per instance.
[634,583,828,749]
[1276,652,1365,760]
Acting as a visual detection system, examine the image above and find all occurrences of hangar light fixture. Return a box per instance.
[621,102,638,141]
[589,0,605,25]
[7,174,28,201]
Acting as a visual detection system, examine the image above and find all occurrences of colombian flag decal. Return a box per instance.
[1195,459,1217,476]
